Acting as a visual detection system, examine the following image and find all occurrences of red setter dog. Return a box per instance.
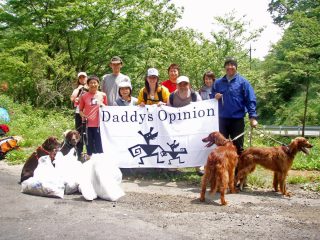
[20,137,60,183]
[200,131,238,205]
[236,137,313,196]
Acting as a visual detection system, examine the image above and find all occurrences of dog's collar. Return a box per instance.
[35,146,56,161]
[36,146,51,156]
[61,140,74,148]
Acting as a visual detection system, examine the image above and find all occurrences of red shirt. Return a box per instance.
[161,79,177,93]
[79,91,107,127]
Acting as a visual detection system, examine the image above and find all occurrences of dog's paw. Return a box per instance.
[199,197,205,202]
[221,200,228,206]
[230,189,239,194]
[285,191,292,197]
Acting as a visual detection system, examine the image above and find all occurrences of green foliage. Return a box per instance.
[0,94,73,164]
[0,1,263,106]
[259,2,320,126]
[292,138,320,170]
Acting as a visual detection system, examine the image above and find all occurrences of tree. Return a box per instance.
[0,0,181,106]
[260,2,320,129]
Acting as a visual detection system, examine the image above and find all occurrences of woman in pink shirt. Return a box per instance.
[79,76,107,157]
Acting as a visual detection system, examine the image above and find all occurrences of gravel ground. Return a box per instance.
[0,161,319,240]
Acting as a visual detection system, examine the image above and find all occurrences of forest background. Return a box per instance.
[0,1,319,187]
[0,0,319,126]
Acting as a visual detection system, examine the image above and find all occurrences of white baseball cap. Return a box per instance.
[118,80,132,90]
[177,76,189,84]
[147,68,159,77]
[77,72,87,78]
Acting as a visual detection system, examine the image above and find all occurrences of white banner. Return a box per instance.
[100,99,219,168]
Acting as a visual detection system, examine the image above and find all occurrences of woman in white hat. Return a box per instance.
[137,68,169,106]
[70,72,88,160]
[113,80,138,106]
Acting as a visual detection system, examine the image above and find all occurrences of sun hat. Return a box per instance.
[118,80,132,90]
[77,72,87,78]
[177,76,190,84]
[147,68,159,77]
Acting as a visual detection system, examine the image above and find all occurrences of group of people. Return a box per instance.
[70,56,258,175]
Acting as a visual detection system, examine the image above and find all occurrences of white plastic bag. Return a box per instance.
[91,154,125,201]
[54,151,82,194]
[21,177,65,199]
[21,156,65,198]
[78,159,97,200]
[78,154,125,201]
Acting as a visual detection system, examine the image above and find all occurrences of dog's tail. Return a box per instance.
[209,163,228,194]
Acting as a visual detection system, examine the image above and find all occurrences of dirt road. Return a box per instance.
[0,161,319,240]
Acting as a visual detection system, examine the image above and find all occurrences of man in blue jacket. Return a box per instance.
[213,57,258,155]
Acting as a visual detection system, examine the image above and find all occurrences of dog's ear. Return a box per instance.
[43,137,60,151]
[63,130,71,138]
[287,138,298,155]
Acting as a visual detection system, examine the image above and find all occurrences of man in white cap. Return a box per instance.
[167,76,201,107]
[167,76,204,175]
[101,56,131,106]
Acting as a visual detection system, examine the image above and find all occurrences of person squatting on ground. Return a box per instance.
[113,80,138,106]
[101,56,131,106]
[70,72,88,160]
[167,76,204,175]
[199,71,215,100]
[213,57,258,155]
[137,68,170,106]
[161,63,180,93]
[79,76,107,157]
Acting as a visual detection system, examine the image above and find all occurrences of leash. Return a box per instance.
[253,127,287,146]
[249,126,253,147]
[231,131,245,141]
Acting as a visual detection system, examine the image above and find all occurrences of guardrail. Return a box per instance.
[261,125,320,137]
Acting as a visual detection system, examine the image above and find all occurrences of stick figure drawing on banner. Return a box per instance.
[161,140,188,165]
[128,127,165,164]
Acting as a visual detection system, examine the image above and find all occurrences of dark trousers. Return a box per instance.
[75,113,84,158]
[219,117,245,155]
[86,127,103,156]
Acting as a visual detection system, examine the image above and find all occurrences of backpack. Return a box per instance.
[143,87,163,103]
[169,90,197,106]
[0,136,19,160]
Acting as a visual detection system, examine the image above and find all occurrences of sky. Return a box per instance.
[171,0,283,59]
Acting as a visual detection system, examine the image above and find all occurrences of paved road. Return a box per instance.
[0,170,180,240]
[1,162,320,240]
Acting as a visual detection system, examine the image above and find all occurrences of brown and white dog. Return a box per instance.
[235,137,313,196]
[20,137,60,183]
[60,130,81,157]
[200,131,238,205]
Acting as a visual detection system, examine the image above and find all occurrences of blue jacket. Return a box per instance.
[212,73,257,119]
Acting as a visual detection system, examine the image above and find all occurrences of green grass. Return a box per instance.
[1,95,73,164]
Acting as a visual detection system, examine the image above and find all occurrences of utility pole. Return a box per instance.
[249,44,252,70]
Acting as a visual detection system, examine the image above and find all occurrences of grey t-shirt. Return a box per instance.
[170,89,202,108]
[101,73,131,106]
